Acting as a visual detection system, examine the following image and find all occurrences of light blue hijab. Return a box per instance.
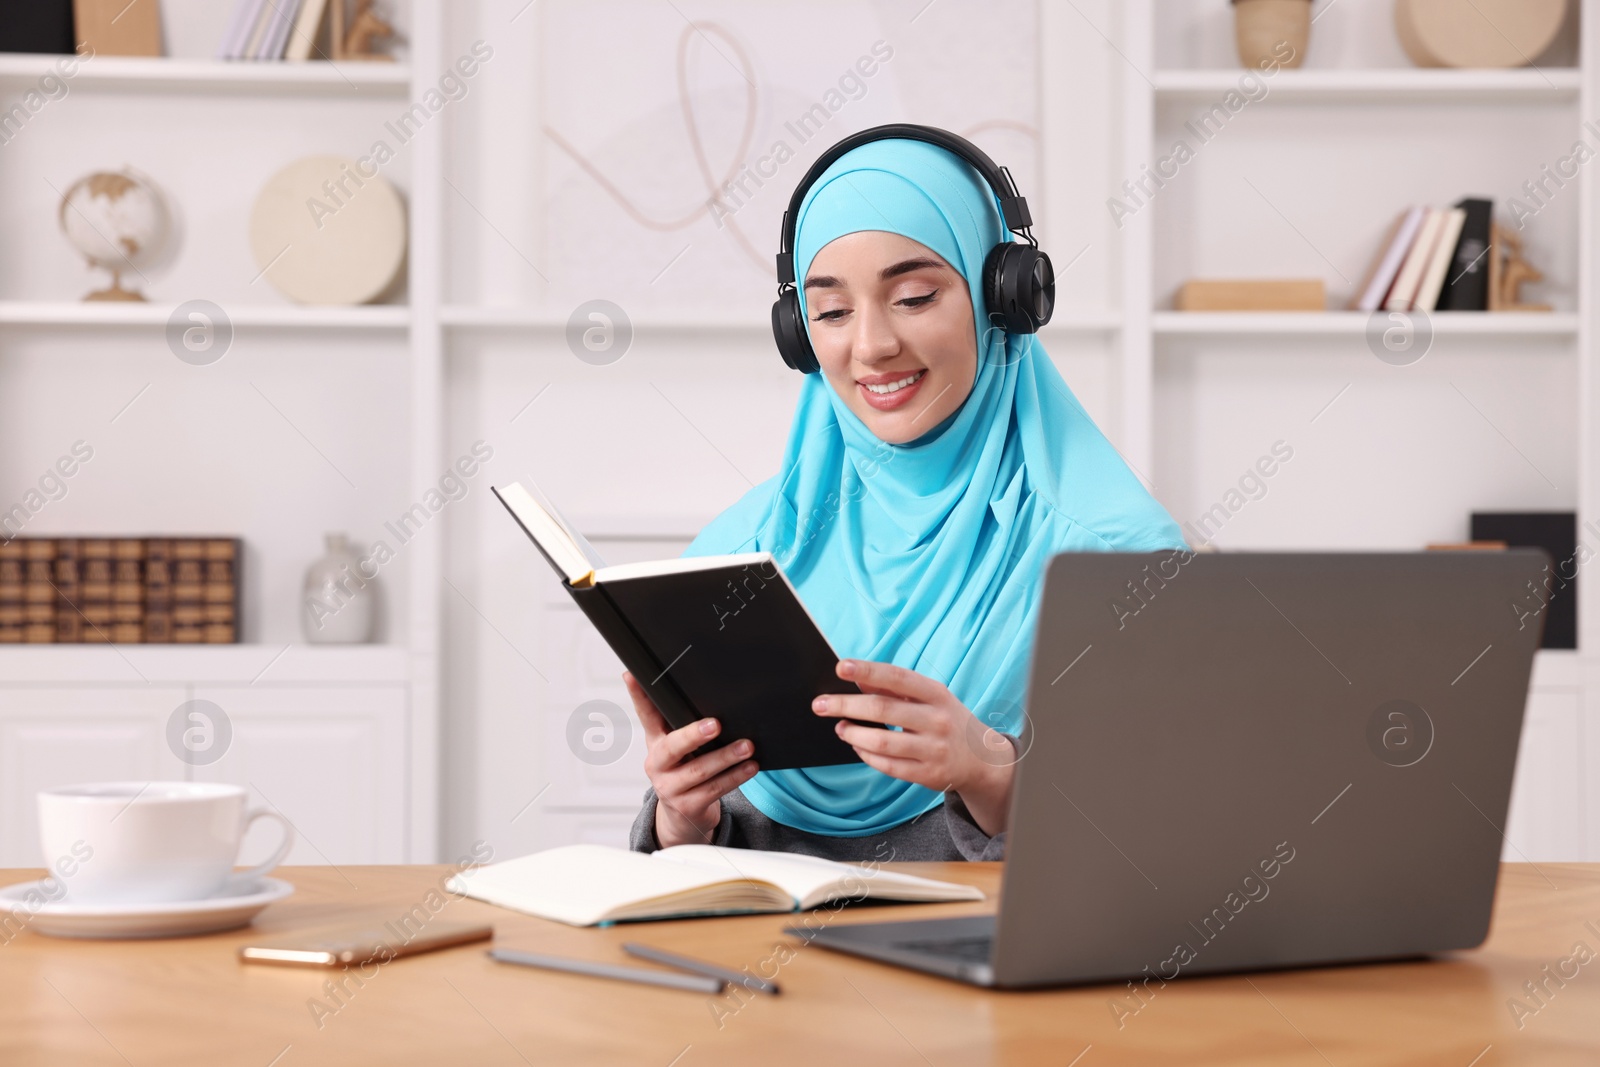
[683,138,1185,837]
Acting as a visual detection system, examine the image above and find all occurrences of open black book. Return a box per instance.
[491,483,865,770]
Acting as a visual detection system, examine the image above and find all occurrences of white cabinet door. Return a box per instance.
[537,811,641,851]
[0,687,188,867]
[1504,688,1586,862]
[190,686,407,866]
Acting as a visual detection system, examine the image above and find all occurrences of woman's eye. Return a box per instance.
[897,290,938,308]
[812,308,850,322]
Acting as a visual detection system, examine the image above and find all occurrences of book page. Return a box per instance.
[594,551,772,584]
[653,845,984,909]
[494,483,596,585]
[446,844,786,926]
[522,478,608,573]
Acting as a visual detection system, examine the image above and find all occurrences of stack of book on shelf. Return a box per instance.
[1350,199,1495,313]
[0,538,240,645]
[218,0,331,61]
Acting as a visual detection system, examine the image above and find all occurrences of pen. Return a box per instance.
[622,942,781,996]
[487,948,725,994]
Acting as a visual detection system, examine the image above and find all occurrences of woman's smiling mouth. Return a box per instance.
[857,368,927,410]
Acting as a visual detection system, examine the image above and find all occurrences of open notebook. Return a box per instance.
[444,844,984,926]
[492,482,869,770]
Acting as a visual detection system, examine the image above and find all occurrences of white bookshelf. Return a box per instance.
[0,0,430,864]
[1116,0,1597,864]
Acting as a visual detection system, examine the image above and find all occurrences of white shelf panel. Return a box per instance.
[0,644,408,685]
[0,302,410,329]
[1153,68,1582,103]
[1152,311,1580,338]
[1532,649,1580,688]
[441,305,1123,332]
[0,54,411,95]
[442,305,765,331]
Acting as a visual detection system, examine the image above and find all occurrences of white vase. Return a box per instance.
[301,533,375,644]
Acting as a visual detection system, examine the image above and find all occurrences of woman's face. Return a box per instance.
[803,231,977,445]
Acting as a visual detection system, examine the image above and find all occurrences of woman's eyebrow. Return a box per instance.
[879,256,946,280]
[803,257,947,291]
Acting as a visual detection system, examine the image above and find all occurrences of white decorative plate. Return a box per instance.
[249,155,406,305]
[0,877,294,939]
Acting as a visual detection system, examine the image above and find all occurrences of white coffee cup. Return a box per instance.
[37,781,294,905]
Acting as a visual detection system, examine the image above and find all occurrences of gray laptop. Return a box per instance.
[788,551,1549,988]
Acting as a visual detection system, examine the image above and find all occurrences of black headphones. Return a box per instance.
[771,123,1055,375]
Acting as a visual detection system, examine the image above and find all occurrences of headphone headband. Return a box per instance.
[774,123,1034,286]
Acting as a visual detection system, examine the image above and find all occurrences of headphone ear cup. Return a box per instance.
[771,289,820,374]
[983,243,1056,334]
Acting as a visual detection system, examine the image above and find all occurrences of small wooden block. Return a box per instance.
[73,0,162,57]
[1178,279,1326,312]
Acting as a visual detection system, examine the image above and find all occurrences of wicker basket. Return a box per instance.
[1232,0,1310,69]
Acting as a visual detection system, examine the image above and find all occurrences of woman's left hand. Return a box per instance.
[811,659,1017,837]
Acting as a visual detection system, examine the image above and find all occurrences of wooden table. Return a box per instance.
[2,862,1598,1065]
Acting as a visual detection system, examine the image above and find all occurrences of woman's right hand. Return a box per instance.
[623,671,760,849]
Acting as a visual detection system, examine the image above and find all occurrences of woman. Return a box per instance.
[623,134,1185,861]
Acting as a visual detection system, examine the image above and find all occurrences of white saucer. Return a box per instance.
[0,877,294,940]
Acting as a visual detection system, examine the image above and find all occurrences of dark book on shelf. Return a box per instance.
[0,0,76,54]
[52,538,78,641]
[1438,198,1494,312]
[1471,512,1575,650]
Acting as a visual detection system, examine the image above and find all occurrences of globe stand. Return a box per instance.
[84,269,145,303]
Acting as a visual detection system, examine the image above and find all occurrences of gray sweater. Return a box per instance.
[627,785,1007,862]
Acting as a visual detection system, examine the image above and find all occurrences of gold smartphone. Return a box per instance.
[240,921,494,967]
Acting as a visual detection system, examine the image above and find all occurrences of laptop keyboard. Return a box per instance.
[893,934,994,963]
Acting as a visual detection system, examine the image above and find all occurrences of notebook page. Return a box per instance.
[447,844,766,926]
[653,845,983,908]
